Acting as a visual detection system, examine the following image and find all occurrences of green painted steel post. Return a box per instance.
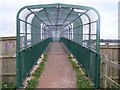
[16,17,22,88]
[16,6,28,88]
[25,18,27,47]
[96,20,100,88]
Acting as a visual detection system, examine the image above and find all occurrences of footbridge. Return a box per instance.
[16,3,100,88]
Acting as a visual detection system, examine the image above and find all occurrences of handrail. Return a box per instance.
[60,37,100,88]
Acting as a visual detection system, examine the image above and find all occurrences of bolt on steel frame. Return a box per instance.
[16,3,100,88]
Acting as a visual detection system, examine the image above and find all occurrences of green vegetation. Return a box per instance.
[68,54,94,88]
[2,82,16,90]
[26,54,47,89]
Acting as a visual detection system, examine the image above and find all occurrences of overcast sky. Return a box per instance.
[0,0,119,39]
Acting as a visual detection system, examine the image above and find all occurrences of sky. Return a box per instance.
[0,0,119,39]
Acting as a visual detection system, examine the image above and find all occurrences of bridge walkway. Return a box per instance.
[37,42,76,88]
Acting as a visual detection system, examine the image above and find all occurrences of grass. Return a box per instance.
[67,54,94,89]
[26,54,47,89]
[2,82,16,90]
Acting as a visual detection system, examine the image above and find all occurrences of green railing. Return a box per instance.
[16,38,52,88]
[60,37,100,88]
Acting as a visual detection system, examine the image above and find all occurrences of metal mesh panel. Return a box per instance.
[16,3,100,88]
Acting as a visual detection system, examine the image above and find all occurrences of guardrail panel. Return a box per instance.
[60,37,100,88]
[16,38,53,88]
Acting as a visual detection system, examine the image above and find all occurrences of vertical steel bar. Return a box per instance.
[25,18,27,47]
[96,20,100,88]
[67,26,71,40]
[16,17,22,88]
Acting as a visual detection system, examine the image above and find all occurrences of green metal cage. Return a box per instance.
[16,3,100,88]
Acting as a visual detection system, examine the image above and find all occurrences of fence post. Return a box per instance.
[103,54,108,88]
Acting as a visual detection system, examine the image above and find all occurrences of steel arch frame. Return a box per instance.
[16,3,100,88]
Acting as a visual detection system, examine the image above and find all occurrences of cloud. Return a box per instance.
[0,0,119,39]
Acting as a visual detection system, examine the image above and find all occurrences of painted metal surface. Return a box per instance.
[60,37,100,88]
[16,3,100,88]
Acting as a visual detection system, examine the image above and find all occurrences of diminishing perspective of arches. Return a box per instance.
[16,3,100,88]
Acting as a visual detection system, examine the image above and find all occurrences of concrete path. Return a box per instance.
[37,42,76,88]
